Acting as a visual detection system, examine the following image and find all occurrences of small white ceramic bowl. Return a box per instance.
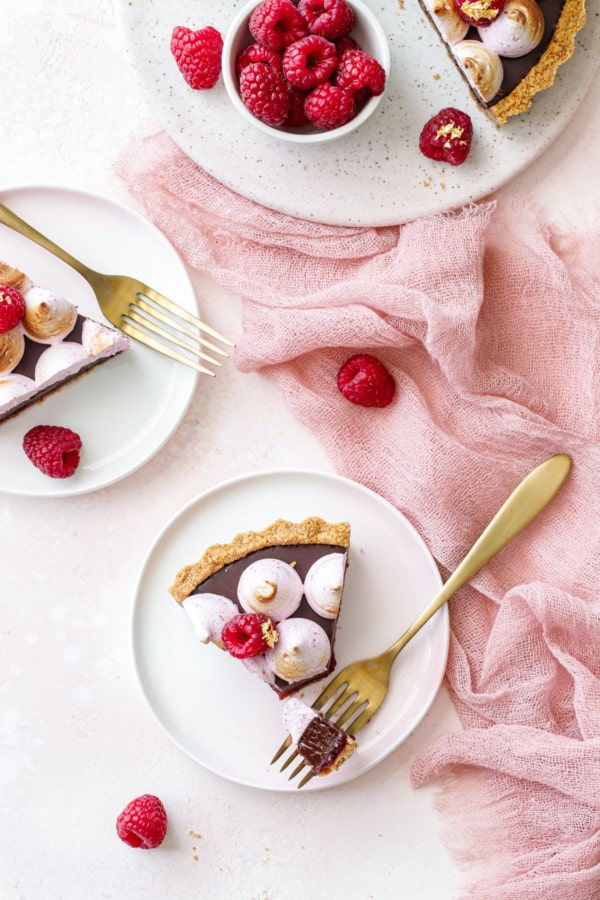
[222,0,390,144]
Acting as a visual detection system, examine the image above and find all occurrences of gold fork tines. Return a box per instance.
[271,454,573,788]
[0,202,234,373]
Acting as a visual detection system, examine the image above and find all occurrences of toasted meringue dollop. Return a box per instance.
[22,286,77,344]
[265,618,331,683]
[0,262,29,292]
[304,553,346,619]
[35,342,88,384]
[454,40,504,103]
[478,0,545,58]
[426,0,469,44]
[242,654,276,685]
[0,328,25,374]
[237,558,303,621]
[182,593,238,647]
[0,373,36,405]
[81,319,119,355]
[282,697,319,744]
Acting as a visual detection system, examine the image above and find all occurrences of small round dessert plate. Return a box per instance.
[0,184,198,498]
[132,469,449,792]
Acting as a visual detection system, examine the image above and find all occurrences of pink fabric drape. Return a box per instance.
[116,130,600,898]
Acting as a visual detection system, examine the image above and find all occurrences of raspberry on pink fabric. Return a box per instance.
[115,130,600,900]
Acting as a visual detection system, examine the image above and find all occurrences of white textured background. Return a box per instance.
[1,1,598,898]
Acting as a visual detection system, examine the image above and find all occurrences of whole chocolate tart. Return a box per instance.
[169,517,351,698]
[0,260,129,423]
[419,0,586,124]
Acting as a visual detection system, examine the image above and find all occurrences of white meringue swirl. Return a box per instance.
[425,0,469,45]
[182,593,238,648]
[282,697,319,744]
[265,618,331,683]
[454,39,504,102]
[0,373,36,407]
[0,328,25,374]
[478,0,545,59]
[304,552,346,619]
[237,558,303,621]
[22,286,77,344]
[81,319,120,355]
[35,341,88,385]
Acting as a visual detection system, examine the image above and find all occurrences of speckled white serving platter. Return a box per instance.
[115,0,600,227]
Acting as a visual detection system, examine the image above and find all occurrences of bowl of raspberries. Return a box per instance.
[222,0,390,143]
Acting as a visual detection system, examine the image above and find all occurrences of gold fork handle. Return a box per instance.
[0,202,92,278]
[386,453,572,661]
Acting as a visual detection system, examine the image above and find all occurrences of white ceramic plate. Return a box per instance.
[115,0,600,227]
[132,469,448,791]
[0,185,198,497]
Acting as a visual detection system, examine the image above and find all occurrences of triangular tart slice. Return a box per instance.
[0,260,129,423]
[419,0,586,124]
[169,517,350,698]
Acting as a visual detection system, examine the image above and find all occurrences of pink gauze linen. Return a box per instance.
[116,130,600,899]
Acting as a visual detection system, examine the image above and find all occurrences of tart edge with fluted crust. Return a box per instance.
[419,0,586,125]
[169,517,351,603]
[489,0,586,124]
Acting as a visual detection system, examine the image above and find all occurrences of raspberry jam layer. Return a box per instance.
[193,543,345,697]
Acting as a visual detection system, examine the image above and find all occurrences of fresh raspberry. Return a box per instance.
[454,0,505,27]
[22,425,82,479]
[335,35,359,56]
[116,795,167,849]
[337,353,396,408]
[240,63,291,125]
[249,0,309,51]
[222,613,279,659]
[298,0,355,40]
[304,82,355,130]
[419,107,473,166]
[170,25,223,90]
[236,42,282,77]
[282,35,338,90]
[285,87,310,127]
[335,48,386,97]
[0,283,26,333]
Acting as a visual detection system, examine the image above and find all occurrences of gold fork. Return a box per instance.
[272,453,572,788]
[0,202,234,376]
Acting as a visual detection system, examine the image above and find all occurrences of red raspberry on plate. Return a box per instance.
[304,82,355,130]
[240,62,291,125]
[298,0,355,40]
[419,107,473,166]
[236,42,282,77]
[454,0,505,27]
[222,613,279,659]
[335,48,386,97]
[282,35,338,90]
[249,0,309,51]
[337,353,396,408]
[22,425,82,479]
[0,283,26,333]
[116,794,167,849]
[170,25,223,90]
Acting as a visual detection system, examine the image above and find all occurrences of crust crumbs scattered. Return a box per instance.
[169,517,350,603]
